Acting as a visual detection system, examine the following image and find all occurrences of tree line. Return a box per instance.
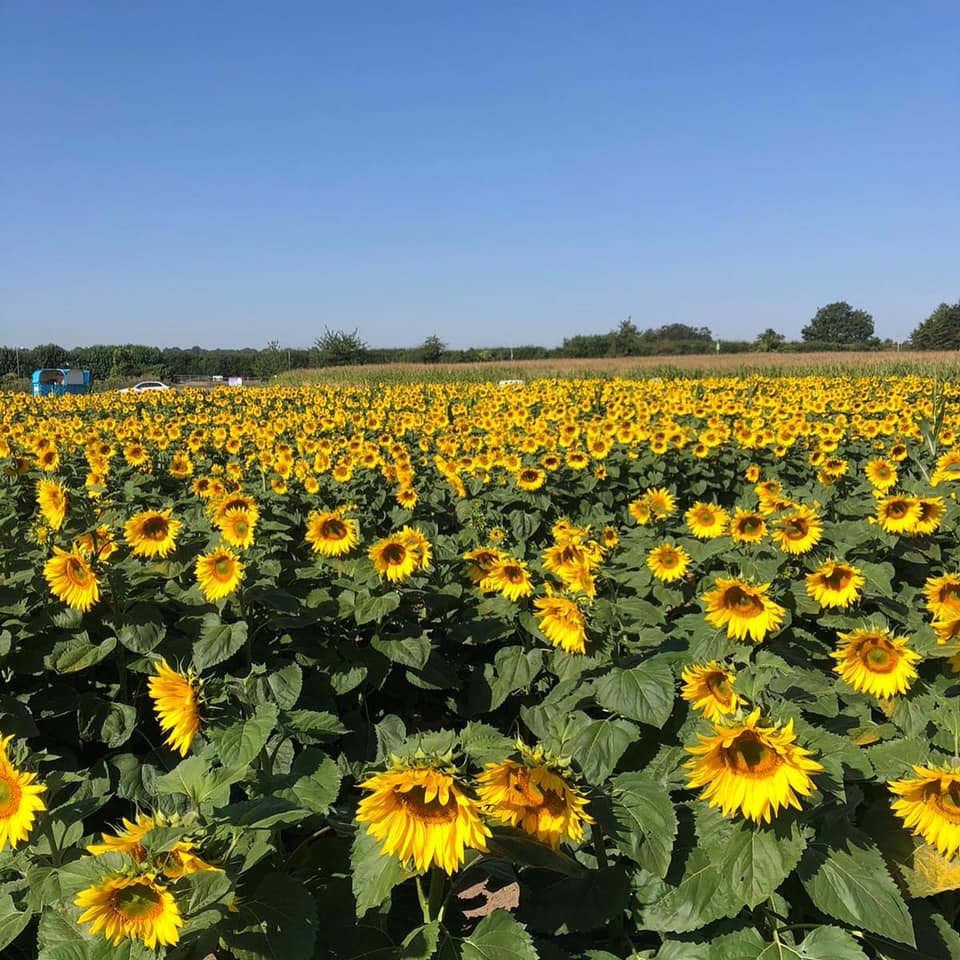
[2,298,958,382]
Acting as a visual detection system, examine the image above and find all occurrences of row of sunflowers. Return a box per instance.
[0,375,959,959]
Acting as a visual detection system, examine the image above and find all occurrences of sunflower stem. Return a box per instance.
[415,875,430,925]
[42,817,61,867]
[427,866,446,923]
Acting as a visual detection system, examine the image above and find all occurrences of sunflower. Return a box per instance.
[889,766,960,859]
[831,628,921,699]
[0,735,46,850]
[646,487,676,518]
[395,485,418,509]
[865,458,898,492]
[770,505,822,554]
[745,465,761,483]
[73,525,117,562]
[463,547,505,584]
[480,558,534,602]
[44,547,100,612]
[87,813,155,860]
[628,497,652,525]
[685,502,729,539]
[211,492,259,524]
[305,509,359,557]
[805,560,864,609]
[37,479,68,530]
[876,495,922,534]
[195,547,244,600]
[924,574,960,620]
[914,497,946,536]
[356,763,490,874]
[729,508,767,544]
[369,534,419,583]
[931,447,960,486]
[533,595,587,654]
[217,507,256,549]
[702,577,785,643]
[398,526,432,571]
[123,510,181,559]
[516,468,546,492]
[685,709,824,823]
[75,874,183,949]
[646,543,691,582]
[680,662,744,722]
[148,660,201,757]
[477,757,593,848]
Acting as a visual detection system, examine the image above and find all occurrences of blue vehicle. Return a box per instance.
[31,368,92,397]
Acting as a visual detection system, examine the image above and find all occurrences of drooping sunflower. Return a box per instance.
[88,812,219,876]
[148,660,200,756]
[685,709,824,823]
[463,547,505,584]
[729,508,767,544]
[770,505,822,555]
[480,558,534,602]
[646,543,691,582]
[685,502,729,539]
[533,595,587,654]
[356,763,490,874]
[924,574,960,620]
[865,458,898,492]
[831,628,921,699]
[805,560,864,609]
[889,765,960,859]
[0,734,46,850]
[305,509,359,557]
[44,547,101,612]
[477,756,593,848]
[123,509,182,559]
[876,495,922,534]
[36,479,68,530]
[702,577,785,643]
[680,662,744,722]
[195,547,244,600]
[75,874,183,949]
[217,507,256,549]
[914,497,946,536]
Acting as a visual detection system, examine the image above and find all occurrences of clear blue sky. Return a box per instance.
[2,1,958,350]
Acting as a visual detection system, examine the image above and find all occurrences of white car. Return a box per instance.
[119,381,171,393]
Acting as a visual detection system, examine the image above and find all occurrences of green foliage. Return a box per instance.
[313,326,370,366]
[801,301,875,344]
[909,299,960,350]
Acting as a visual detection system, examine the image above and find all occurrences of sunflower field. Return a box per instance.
[2,375,960,960]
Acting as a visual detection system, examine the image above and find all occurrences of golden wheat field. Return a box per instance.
[1,373,959,960]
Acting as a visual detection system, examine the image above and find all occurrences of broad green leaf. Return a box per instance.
[461,911,538,960]
[401,921,441,960]
[52,636,116,673]
[355,591,401,625]
[219,703,279,771]
[227,872,318,960]
[489,646,543,707]
[595,661,674,728]
[192,614,248,670]
[799,834,915,946]
[0,894,30,951]
[351,828,413,917]
[570,717,638,784]
[255,662,302,709]
[371,632,432,669]
[611,771,677,877]
[756,926,868,959]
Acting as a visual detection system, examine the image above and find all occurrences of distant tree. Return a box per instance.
[801,302,874,344]
[646,323,713,343]
[418,335,445,364]
[754,328,786,352]
[314,327,368,366]
[611,318,641,356]
[909,300,960,350]
[254,340,288,379]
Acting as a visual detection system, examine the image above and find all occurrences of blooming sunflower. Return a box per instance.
[685,709,824,823]
[702,577,785,643]
[369,534,419,582]
[480,558,534,602]
[463,547,505,584]
[805,560,865,609]
[914,497,946,536]
[924,574,960,620]
[628,497,652,525]
[646,543,691,582]
[729,508,767,544]
[305,509,359,557]
[356,763,490,874]
[680,662,744,722]
[477,756,593,848]
[685,502,729,539]
[876,495,922,534]
[516,468,546,492]
[533,595,587,654]
[889,766,960,859]
[195,547,244,600]
[44,547,100,612]
[37,479,69,530]
[0,734,46,850]
[831,628,921,699]
[148,660,200,757]
[865,458,898,492]
[646,487,676,518]
[217,507,256,549]
[770,505,822,554]
[123,509,182,559]
[75,874,183,949]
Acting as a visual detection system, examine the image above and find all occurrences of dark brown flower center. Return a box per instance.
[724,732,783,778]
[142,516,169,540]
[724,586,763,617]
[396,785,458,824]
[321,518,348,540]
[382,543,406,565]
[823,568,853,590]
